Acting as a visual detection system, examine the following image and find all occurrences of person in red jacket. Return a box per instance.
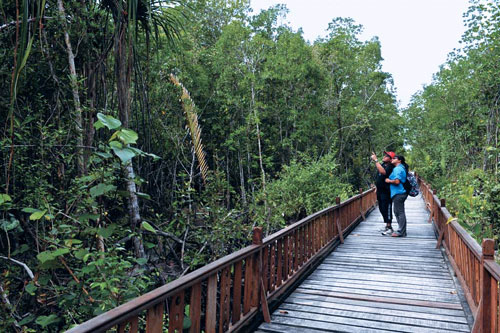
[371,151,395,235]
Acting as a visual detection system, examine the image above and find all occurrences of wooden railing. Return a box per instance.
[67,188,376,333]
[417,175,500,332]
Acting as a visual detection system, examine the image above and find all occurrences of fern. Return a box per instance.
[169,73,209,183]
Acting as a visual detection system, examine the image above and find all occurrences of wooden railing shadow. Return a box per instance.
[67,188,377,333]
[418,175,500,332]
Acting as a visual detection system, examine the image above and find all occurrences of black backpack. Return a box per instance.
[403,171,419,197]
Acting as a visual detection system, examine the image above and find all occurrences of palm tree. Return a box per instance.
[101,0,184,258]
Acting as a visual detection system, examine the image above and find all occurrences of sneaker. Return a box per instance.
[379,225,393,232]
[381,228,394,236]
[391,231,405,237]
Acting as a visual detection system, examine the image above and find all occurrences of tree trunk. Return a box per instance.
[57,0,85,176]
[114,9,145,259]
[251,81,271,235]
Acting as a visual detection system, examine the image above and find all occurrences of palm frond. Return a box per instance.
[169,73,209,183]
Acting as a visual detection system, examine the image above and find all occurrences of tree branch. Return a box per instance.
[0,17,53,32]
[0,256,34,279]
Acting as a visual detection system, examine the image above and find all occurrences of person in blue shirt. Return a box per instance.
[385,155,408,237]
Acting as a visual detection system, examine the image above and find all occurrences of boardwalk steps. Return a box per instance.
[256,195,473,332]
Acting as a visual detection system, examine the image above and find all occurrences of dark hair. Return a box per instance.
[395,155,409,171]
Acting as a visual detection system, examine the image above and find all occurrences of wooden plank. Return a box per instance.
[262,245,269,293]
[262,317,395,333]
[168,291,184,333]
[298,283,460,303]
[231,261,242,324]
[251,253,259,308]
[288,233,294,276]
[336,211,344,244]
[310,270,455,287]
[279,303,470,331]
[269,244,275,292]
[284,297,469,323]
[146,302,164,333]
[491,276,498,332]
[436,227,445,248]
[219,267,230,333]
[302,278,458,298]
[276,240,283,288]
[283,235,289,281]
[292,288,464,310]
[294,229,299,271]
[206,274,217,333]
[260,279,271,323]
[289,292,468,317]
[270,308,467,333]
[189,283,201,333]
[117,316,139,333]
[243,256,253,314]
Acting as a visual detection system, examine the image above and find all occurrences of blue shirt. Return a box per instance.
[389,164,406,198]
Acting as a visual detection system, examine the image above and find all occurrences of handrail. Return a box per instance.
[67,187,377,333]
[417,175,499,332]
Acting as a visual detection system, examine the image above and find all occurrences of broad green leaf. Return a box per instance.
[22,207,39,213]
[0,218,19,231]
[109,140,123,149]
[18,315,36,326]
[90,184,116,198]
[12,244,29,256]
[143,152,161,161]
[112,147,136,163]
[82,263,95,274]
[136,258,148,265]
[145,242,156,249]
[74,249,89,260]
[25,282,37,295]
[0,193,12,205]
[36,314,60,328]
[29,210,47,221]
[37,248,70,264]
[78,213,100,222]
[183,316,192,329]
[95,151,112,159]
[97,224,116,238]
[64,239,82,247]
[136,192,151,200]
[109,131,119,142]
[141,221,156,233]
[117,129,138,145]
[96,113,121,130]
[94,120,104,130]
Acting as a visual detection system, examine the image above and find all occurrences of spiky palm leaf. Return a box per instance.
[169,74,209,183]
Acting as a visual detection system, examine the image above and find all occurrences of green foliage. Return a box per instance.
[0,0,403,331]
[441,169,500,242]
[404,0,499,244]
[252,153,353,233]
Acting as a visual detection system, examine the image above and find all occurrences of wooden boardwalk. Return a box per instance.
[256,195,472,332]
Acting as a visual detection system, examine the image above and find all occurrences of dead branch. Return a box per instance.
[58,257,94,303]
[0,256,34,279]
[0,17,53,32]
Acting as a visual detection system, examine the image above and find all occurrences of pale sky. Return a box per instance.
[250,0,470,108]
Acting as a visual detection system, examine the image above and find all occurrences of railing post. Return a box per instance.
[436,199,446,249]
[479,239,495,333]
[253,227,271,323]
[427,188,434,223]
[335,197,344,243]
[253,227,263,245]
[359,188,365,220]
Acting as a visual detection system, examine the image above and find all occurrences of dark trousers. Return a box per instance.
[377,190,392,224]
[393,193,408,236]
